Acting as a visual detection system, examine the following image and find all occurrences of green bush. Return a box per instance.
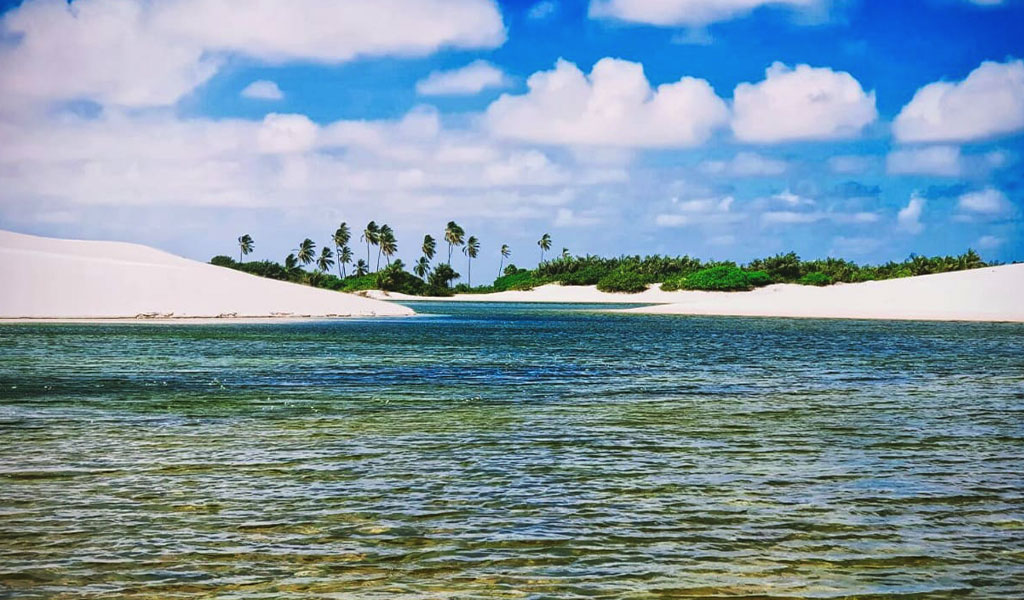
[745,270,773,288]
[492,269,547,292]
[678,265,756,291]
[557,264,612,286]
[596,269,649,293]
[798,271,832,286]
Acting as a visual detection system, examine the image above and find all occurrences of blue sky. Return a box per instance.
[0,0,1022,277]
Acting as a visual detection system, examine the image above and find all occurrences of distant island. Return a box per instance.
[214,220,995,297]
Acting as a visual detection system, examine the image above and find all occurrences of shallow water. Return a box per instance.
[2,303,1023,598]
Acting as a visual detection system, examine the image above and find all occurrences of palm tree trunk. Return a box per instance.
[336,246,342,278]
[468,258,472,287]
[376,247,382,271]
[366,242,371,269]
[498,257,503,278]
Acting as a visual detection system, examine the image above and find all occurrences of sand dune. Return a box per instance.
[0,230,413,320]
[368,265,1024,322]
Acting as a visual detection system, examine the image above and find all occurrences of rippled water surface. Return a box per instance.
[2,303,1024,599]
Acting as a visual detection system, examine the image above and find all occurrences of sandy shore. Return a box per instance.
[367,265,1024,322]
[0,230,414,320]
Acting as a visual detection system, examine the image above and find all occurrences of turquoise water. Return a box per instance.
[2,303,1023,598]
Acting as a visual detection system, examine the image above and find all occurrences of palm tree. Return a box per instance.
[538,233,551,262]
[379,227,397,266]
[354,259,369,276]
[316,246,335,273]
[338,245,353,278]
[361,221,379,270]
[463,235,480,286]
[561,247,570,259]
[414,256,430,279]
[237,234,254,263]
[284,253,300,279]
[422,234,437,261]
[444,221,465,262]
[297,238,316,267]
[376,224,393,270]
[332,223,351,277]
[498,244,510,278]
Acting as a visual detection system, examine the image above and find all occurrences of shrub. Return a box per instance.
[557,264,612,286]
[492,269,547,292]
[746,270,773,288]
[680,265,756,291]
[210,255,236,268]
[596,269,649,293]
[798,271,832,286]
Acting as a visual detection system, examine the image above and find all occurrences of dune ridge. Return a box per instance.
[0,230,413,320]
[368,265,1024,322]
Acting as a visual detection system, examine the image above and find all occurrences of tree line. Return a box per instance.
[217,226,992,296]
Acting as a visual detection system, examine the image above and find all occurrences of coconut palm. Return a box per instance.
[498,244,510,278]
[361,221,379,269]
[561,247,570,259]
[414,256,431,279]
[538,233,551,262]
[463,235,479,286]
[332,223,351,277]
[444,221,465,262]
[284,253,300,279]
[376,224,393,270]
[422,234,437,261]
[297,238,316,266]
[338,245,353,278]
[237,234,254,263]
[379,227,397,266]
[354,259,369,276]
[316,246,335,273]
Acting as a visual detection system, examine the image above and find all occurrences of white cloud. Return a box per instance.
[897,194,925,234]
[731,62,877,143]
[957,187,1009,215]
[656,195,739,226]
[828,155,872,174]
[761,210,878,225]
[241,80,284,100]
[887,146,962,176]
[0,0,505,110]
[554,207,604,227]
[700,152,787,176]
[528,1,558,19]
[258,113,319,154]
[977,235,1004,249]
[893,59,1024,143]
[416,60,509,96]
[485,57,728,148]
[589,0,818,26]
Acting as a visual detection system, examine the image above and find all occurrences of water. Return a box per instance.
[2,303,1023,598]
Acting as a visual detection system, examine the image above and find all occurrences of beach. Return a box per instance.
[0,230,413,320]
[367,264,1024,322]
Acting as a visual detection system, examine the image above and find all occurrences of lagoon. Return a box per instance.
[1,303,1023,598]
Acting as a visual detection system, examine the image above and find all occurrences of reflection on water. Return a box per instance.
[1,303,1023,598]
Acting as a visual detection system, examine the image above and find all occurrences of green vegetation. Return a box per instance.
[212,229,992,298]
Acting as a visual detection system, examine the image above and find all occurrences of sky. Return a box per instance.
[0,0,1022,278]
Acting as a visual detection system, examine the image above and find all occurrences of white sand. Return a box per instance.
[0,230,414,320]
[367,265,1024,322]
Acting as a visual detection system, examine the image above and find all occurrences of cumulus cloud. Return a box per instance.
[528,1,558,19]
[897,194,925,234]
[588,0,818,26]
[241,80,284,100]
[485,58,728,148]
[976,235,1004,249]
[887,146,1010,177]
[416,60,510,96]
[893,59,1024,143]
[828,155,873,174]
[731,62,877,143]
[655,195,740,226]
[0,0,505,110]
[887,146,962,177]
[700,152,787,176]
[957,187,1010,215]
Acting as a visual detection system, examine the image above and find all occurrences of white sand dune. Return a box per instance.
[368,265,1024,322]
[0,230,413,320]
